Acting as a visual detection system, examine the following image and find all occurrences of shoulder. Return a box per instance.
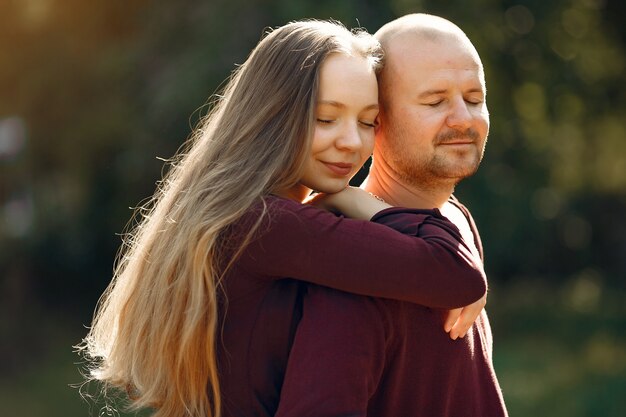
[448,195,473,219]
[263,195,341,224]
[234,195,333,234]
[447,195,480,228]
[448,194,484,258]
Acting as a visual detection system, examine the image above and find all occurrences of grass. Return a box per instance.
[489,281,626,416]
[2,283,625,417]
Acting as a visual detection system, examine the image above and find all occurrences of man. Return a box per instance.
[275,14,508,417]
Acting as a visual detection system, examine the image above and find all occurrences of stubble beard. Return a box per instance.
[384,126,486,189]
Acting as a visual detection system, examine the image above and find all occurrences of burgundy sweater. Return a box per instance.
[275,201,508,417]
[218,196,488,417]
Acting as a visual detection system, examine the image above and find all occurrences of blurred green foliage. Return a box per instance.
[0,0,624,416]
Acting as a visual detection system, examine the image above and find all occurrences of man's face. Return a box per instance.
[377,35,489,187]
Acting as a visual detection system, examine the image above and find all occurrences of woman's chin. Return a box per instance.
[316,185,349,195]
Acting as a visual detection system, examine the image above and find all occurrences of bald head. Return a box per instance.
[375,14,484,104]
[366,13,490,197]
[375,14,470,46]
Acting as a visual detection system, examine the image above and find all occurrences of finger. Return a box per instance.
[450,305,480,338]
[449,320,465,340]
[458,326,471,338]
[443,308,461,333]
[451,322,471,338]
[449,319,465,340]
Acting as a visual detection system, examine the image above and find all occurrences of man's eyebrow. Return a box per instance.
[418,89,447,98]
[418,87,485,98]
[465,87,485,95]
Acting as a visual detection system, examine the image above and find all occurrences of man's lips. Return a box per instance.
[322,161,353,176]
[438,138,475,144]
[436,128,480,145]
[438,141,475,146]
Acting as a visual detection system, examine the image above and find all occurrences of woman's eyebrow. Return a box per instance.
[318,101,379,111]
[318,100,346,108]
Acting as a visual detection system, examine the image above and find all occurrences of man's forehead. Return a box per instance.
[386,37,482,75]
[387,31,476,60]
[384,39,485,93]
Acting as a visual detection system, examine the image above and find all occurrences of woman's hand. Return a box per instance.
[306,187,391,220]
[443,293,487,339]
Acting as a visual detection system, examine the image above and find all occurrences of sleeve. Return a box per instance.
[237,197,486,309]
[448,195,484,261]
[274,286,386,417]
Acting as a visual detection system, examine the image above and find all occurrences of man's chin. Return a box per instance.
[435,166,481,187]
[433,156,482,179]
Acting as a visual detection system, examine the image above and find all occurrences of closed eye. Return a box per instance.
[317,119,334,124]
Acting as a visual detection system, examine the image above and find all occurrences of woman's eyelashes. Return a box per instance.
[359,119,377,128]
[316,114,378,128]
[316,119,377,129]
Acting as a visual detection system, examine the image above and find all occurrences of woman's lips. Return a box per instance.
[322,161,353,176]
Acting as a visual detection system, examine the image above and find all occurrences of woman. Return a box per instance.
[80,20,486,417]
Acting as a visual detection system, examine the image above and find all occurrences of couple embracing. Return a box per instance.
[81,13,507,417]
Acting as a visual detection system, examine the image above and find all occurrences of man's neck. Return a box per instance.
[362,160,455,210]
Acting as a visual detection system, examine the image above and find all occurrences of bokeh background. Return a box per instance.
[1,0,625,416]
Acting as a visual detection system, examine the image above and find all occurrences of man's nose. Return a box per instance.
[446,97,473,130]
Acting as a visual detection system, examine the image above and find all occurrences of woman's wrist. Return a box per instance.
[335,187,391,219]
[306,187,392,219]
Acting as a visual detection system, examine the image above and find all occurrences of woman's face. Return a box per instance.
[294,53,379,200]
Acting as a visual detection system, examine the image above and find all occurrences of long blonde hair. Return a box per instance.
[79,20,382,417]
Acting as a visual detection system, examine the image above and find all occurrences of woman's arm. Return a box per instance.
[305,187,391,220]
[313,188,486,338]
[236,196,486,309]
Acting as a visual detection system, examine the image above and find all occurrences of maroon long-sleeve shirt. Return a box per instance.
[275,200,508,417]
[217,196,488,417]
